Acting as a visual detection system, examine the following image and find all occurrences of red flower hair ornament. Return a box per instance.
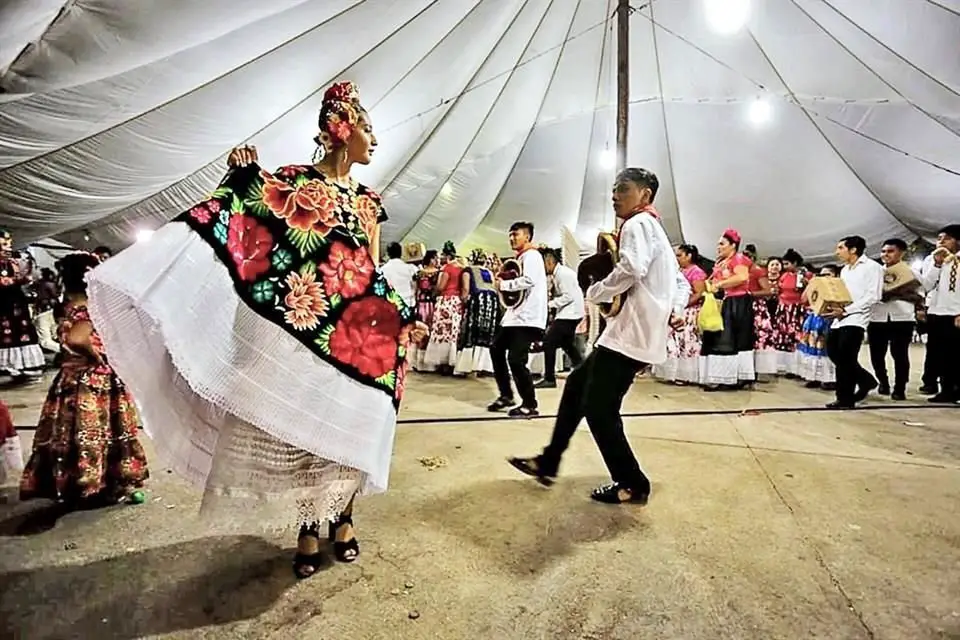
[722,228,742,245]
[313,81,363,159]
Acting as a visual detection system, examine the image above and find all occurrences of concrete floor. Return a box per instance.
[2,345,959,639]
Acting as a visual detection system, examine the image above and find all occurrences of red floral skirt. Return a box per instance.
[20,361,149,503]
[771,302,805,352]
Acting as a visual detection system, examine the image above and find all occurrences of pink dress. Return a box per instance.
[655,263,707,383]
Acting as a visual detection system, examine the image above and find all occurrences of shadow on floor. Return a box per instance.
[0,535,298,639]
[416,476,646,575]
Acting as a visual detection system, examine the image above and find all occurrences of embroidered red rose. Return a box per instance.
[189,205,211,224]
[318,241,375,299]
[226,215,273,282]
[352,194,380,238]
[260,170,341,236]
[329,297,402,378]
[328,118,353,143]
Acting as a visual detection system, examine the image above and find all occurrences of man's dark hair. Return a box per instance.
[540,247,561,263]
[616,167,659,201]
[509,221,534,239]
[939,224,960,241]
[93,245,112,256]
[840,235,867,256]
[881,238,907,252]
[386,242,402,259]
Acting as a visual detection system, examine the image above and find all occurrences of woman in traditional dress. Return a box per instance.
[797,264,839,390]
[422,242,466,374]
[0,229,45,381]
[770,249,808,376]
[85,82,426,579]
[20,252,148,507]
[408,250,439,371]
[700,228,756,390]
[454,249,499,376]
[654,244,707,385]
[750,256,778,378]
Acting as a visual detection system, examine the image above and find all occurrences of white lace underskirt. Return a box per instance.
[85,222,398,532]
[454,347,493,375]
[0,344,44,375]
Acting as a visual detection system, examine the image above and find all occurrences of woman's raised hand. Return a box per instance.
[227,145,259,168]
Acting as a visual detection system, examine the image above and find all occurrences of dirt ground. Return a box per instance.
[2,346,959,639]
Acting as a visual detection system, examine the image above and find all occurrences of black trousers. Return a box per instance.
[542,318,584,382]
[491,326,543,408]
[926,314,960,399]
[826,326,876,405]
[539,347,648,490]
[867,321,914,394]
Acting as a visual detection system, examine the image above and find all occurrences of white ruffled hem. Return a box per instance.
[699,351,756,386]
[652,357,700,383]
[86,222,397,531]
[0,344,44,375]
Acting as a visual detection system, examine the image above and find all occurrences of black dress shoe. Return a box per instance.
[590,482,650,505]
[826,401,855,410]
[918,384,938,395]
[877,384,891,396]
[891,391,907,401]
[854,379,878,403]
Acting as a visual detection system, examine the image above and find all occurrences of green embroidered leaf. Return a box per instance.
[314,325,335,355]
[209,186,231,200]
[386,290,404,308]
[375,370,397,389]
[299,260,317,277]
[294,174,310,187]
[230,194,244,213]
[243,181,270,217]
[397,345,407,359]
[328,293,342,309]
[286,227,321,257]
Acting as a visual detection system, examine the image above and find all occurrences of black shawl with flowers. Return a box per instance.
[174,163,414,409]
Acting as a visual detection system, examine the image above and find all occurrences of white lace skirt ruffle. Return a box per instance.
[86,222,397,532]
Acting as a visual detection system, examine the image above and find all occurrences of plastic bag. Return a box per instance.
[698,291,724,333]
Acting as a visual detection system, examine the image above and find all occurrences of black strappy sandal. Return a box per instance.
[293,523,324,579]
[328,514,360,563]
[506,456,556,486]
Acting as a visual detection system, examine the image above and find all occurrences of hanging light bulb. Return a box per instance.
[599,148,616,170]
[747,97,772,125]
[135,229,154,243]
[704,0,751,35]
[440,182,453,197]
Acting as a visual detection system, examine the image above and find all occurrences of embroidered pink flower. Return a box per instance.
[352,194,380,238]
[189,206,211,224]
[319,241,374,299]
[260,170,340,236]
[226,216,273,282]
[206,199,221,213]
[283,270,328,331]
[329,297,402,378]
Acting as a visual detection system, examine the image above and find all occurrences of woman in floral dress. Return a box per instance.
[422,242,465,373]
[797,264,840,389]
[20,252,148,507]
[750,256,778,378]
[770,249,808,376]
[455,248,499,376]
[408,250,439,371]
[654,244,706,384]
[0,229,45,380]
[85,82,426,579]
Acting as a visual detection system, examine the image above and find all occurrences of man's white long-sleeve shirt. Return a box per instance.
[585,212,687,365]
[833,255,884,330]
[548,263,585,321]
[379,258,418,308]
[920,251,960,317]
[499,248,548,329]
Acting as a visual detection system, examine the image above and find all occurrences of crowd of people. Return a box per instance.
[0,78,957,583]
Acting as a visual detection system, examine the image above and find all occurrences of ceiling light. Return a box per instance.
[704,0,751,35]
[440,182,453,197]
[599,149,616,170]
[135,229,154,243]
[747,97,772,125]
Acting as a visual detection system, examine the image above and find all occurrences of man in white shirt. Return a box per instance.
[379,242,418,308]
[867,238,922,401]
[918,224,960,404]
[535,248,585,389]
[488,222,548,418]
[823,235,884,409]
[507,168,689,505]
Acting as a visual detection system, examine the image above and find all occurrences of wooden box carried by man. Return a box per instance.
[806,276,853,316]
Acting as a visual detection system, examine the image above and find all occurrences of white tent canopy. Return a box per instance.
[0,0,958,262]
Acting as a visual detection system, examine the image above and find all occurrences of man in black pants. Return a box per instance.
[535,248,584,389]
[506,168,689,504]
[918,224,960,404]
[867,238,922,401]
[488,222,548,418]
[824,235,884,409]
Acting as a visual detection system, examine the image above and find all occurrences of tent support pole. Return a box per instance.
[616,0,630,174]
